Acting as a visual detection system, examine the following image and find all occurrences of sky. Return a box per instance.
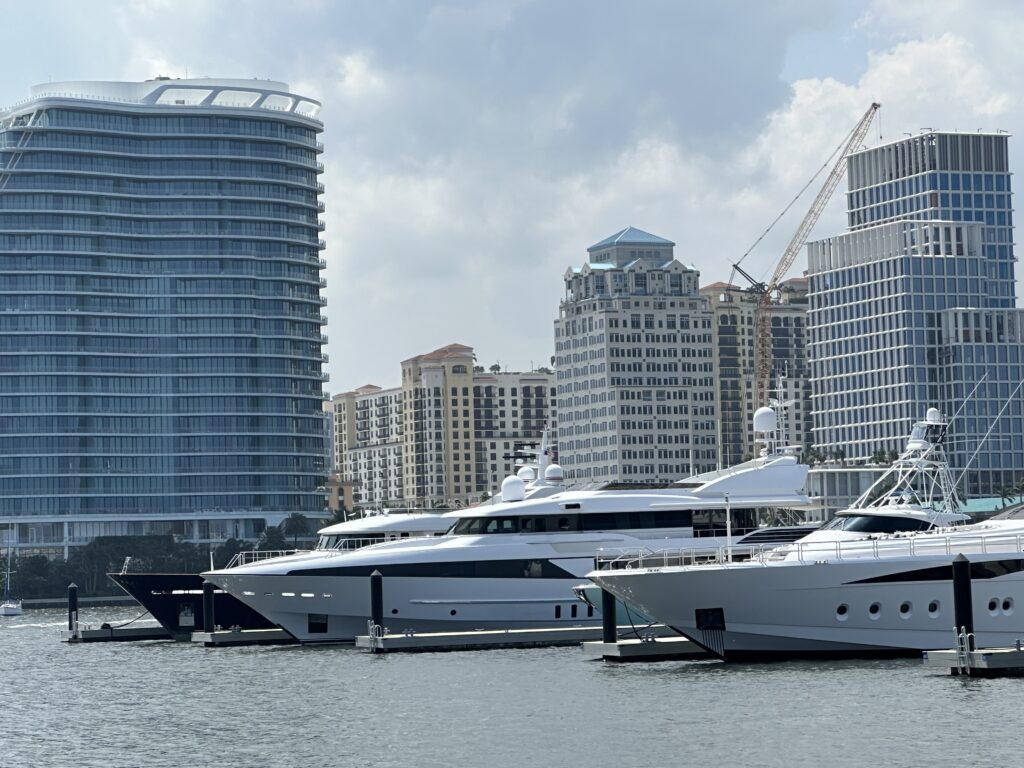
[1,0,1021,392]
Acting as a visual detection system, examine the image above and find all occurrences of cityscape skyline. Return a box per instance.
[0,1,1021,391]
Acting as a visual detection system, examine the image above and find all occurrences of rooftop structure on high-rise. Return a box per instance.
[555,227,718,484]
[0,79,328,556]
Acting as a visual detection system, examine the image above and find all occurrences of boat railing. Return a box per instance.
[596,528,1024,571]
[224,549,302,569]
[595,543,776,571]
[759,529,1024,565]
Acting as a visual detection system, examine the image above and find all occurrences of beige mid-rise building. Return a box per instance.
[701,278,811,466]
[332,344,555,509]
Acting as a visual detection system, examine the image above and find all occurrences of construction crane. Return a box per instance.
[739,102,880,408]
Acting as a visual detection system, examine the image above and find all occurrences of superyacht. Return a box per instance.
[203,406,817,643]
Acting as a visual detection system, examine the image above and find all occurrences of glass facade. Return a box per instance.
[0,80,327,547]
[846,133,1014,306]
[810,132,1022,496]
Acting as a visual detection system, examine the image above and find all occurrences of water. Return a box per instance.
[2,607,1022,767]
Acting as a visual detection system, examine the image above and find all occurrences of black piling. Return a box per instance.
[953,553,974,637]
[601,588,617,644]
[370,569,384,629]
[202,581,215,632]
[67,582,79,633]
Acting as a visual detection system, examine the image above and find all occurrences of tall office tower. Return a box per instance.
[701,279,811,467]
[397,344,554,508]
[332,385,404,508]
[846,132,1013,305]
[809,131,1021,497]
[555,227,718,485]
[0,79,327,557]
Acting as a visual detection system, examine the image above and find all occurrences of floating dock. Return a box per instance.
[924,645,1024,677]
[191,627,296,647]
[355,625,661,653]
[61,624,171,643]
[581,635,708,662]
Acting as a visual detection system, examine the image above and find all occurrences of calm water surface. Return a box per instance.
[2,607,1022,767]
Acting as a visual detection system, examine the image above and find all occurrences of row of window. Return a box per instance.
[0,193,320,223]
[1,454,323,474]
[3,174,319,204]
[0,415,325,433]
[17,133,316,163]
[45,109,318,145]
[0,435,326,454]
[0,214,318,240]
[1,492,323,516]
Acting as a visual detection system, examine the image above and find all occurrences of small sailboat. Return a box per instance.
[1,542,21,616]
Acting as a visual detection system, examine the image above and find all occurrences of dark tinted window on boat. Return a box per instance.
[822,515,933,534]
[451,509,696,535]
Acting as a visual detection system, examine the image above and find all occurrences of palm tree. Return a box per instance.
[281,512,310,547]
[999,487,1015,509]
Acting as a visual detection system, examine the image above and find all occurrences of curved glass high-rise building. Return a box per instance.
[0,79,327,556]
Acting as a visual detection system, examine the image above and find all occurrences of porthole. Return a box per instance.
[928,600,941,618]
[988,598,1000,615]
[450,609,457,616]
[836,604,849,621]
[868,602,881,620]
[1003,598,1014,615]
[391,608,398,615]
[899,601,912,619]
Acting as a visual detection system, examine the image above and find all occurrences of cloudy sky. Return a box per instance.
[1,0,1020,391]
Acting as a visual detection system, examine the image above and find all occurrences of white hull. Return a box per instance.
[0,601,22,617]
[208,567,600,642]
[591,551,1024,659]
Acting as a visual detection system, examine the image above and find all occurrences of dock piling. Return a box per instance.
[67,583,79,637]
[952,553,974,637]
[601,589,617,644]
[370,569,384,629]
[202,581,215,631]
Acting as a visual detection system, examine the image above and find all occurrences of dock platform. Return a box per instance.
[61,624,171,643]
[356,625,637,653]
[191,627,296,647]
[924,646,1024,677]
[581,635,708,662]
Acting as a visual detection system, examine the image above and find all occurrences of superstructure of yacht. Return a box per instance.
[203,406,818,643]
[589,407,1024,660]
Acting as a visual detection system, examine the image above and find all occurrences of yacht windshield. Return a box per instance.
[820,515,933,534]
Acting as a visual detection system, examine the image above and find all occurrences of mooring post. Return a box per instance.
[202,581,215,632]
[370,569,384,631]
[601,588,617,644]
[67,582,79,636]
[952,553,974,638]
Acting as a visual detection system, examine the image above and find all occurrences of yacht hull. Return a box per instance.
[591,553,1024,660]
[206,567,601,643]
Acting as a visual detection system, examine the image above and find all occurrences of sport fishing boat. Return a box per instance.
[203,406,818,643]
[588,407,1024,660]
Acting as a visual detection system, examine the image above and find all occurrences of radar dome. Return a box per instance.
[500,475,526,502]
[926,407,942,424]
[544,463,565,483]
[753,407,777,433]
[516,466,536,481]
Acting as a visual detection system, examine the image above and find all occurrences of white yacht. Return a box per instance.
[203,407,817,643]
[1,542,20,616]
[588,407,1024,660]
